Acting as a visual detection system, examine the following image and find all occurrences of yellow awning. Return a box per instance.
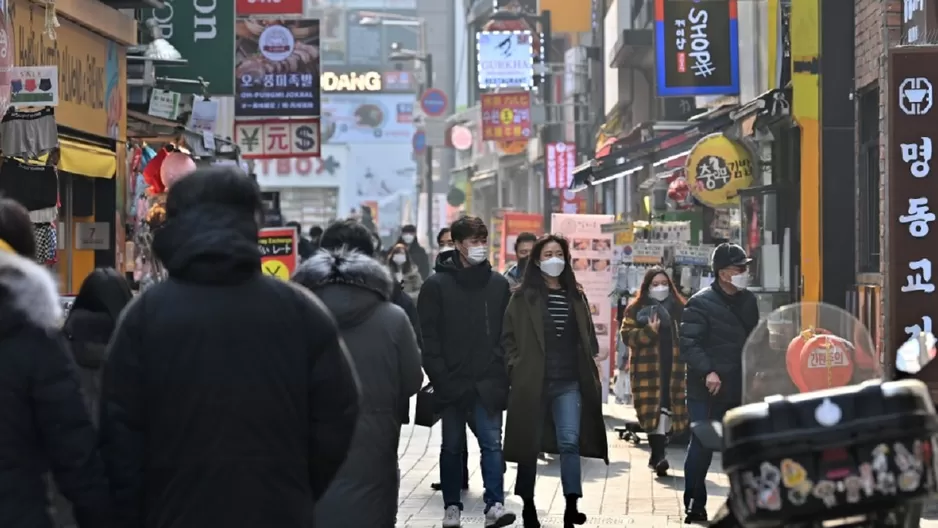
[35,139,116,179]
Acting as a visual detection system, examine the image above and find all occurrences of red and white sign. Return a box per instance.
[236,0,303,16]
[546,142,576,189]
[235,119,321,160]
[450,125,473,150]
[253,145,346,189]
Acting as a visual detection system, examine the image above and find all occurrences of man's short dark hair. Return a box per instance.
[286,221,302,235]
[450,216,488,243]
[166,166,262,221]
[514,232,537,252]
[0,197,35,258]
[320,219,375,256]
[436,227,451,245]
[401,224,417,234]
[309,225,323,238]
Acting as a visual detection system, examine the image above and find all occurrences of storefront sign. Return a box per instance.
[145,0,235,95]
[147,88,181,120]
[75,222,110,250]
[235,118,321,159]
[253,146,345,188]
[321,71,380,92]
[477,30,535,89]
[320,93,415,144]
[235,18,320,117]
[546,142,576,189]
[258,227,297,280]
[888,46,938,358]
[10,0,126,139]
[236,0,303,16]
[480,91,532,141]
[188,95,218,133]
[9,66,57,107]
[655,0,740,97]
[684,133,753,208]
[903,0,937,44]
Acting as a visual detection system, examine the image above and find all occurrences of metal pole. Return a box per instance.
[424,53,434,248]
[540,10,552,231]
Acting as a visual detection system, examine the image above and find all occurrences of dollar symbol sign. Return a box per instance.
[294,126,317,151]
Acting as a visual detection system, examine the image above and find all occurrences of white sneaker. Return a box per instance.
[442,505,461,527]
[484,502,517,527]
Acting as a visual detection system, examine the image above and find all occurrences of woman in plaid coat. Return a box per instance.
[619,266,688,476]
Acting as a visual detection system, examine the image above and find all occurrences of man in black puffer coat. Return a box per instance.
[679,243,758,524]
[418,216,515,528]
[99,167,361,528]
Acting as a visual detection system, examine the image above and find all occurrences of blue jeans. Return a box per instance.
[683,399,733,513]
[440,402,505,509]
[515,380,582,498]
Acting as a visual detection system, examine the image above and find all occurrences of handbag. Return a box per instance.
[414,382,439,427]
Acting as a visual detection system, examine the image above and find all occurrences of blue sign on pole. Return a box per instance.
[412,130,427,154]
[420,89,449,117]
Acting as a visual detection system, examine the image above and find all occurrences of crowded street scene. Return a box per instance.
[3,0,938,527]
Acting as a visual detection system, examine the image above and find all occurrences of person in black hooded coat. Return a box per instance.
[99,167,361,528]
[398,224,431,280]
[0,197,111,528]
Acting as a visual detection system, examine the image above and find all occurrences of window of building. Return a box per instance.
[857,85,881,273]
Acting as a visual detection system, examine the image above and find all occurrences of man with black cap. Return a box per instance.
[679,242,758,524]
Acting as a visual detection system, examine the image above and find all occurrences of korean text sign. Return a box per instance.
[654,0,739,97]
[888,46,938,364]
[258,227,297,280]
[480,92,532,141]
[477,31,535,89]
[235,19,321,118]
[546,142,576,189]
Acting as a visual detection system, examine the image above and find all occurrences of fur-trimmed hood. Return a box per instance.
[0,249,62,331]
[292,248,394,328]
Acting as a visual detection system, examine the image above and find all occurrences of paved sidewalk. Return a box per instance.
[396,404,729,528]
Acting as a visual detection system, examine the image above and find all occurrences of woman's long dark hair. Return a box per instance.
[520,234,579,294]
[70,268,134,321]
[387,242,413,274]
[625,266,685,316]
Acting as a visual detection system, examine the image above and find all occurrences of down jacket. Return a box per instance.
[294,248,423,528]
[0,250,111,528]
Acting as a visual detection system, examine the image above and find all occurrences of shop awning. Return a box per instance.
[34,139,116,179]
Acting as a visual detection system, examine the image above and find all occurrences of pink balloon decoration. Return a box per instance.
[160,152,196,189]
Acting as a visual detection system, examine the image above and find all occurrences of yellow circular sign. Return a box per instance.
[685,134,754,208]
[261,259,290,280]
[499,108,515,124]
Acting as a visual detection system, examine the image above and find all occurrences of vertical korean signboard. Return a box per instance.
[480,92,532,141]
[546,142,576,189]
[888,46,938,388]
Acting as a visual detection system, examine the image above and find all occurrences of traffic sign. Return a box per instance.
[412,130,427,154]
[420,89,448,117]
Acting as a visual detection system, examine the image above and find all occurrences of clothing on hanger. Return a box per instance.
[1,107,57,158]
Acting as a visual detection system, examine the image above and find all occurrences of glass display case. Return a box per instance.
[738,184,796,316]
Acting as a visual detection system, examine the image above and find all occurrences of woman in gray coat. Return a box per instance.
[293,244,423,528]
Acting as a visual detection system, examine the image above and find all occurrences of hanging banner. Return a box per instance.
[144,0,236,94]
[551,213,615,402]
[235,18,321,118]
[480,91,532,141]
[684,133,754,208]
[546,141,576,189]
[258,227,298,280]
[655,0,740,97]
[476,30,535,89]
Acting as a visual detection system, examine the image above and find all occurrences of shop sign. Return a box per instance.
[235,18,320,118]
[258,227,297,280]
[902,0,937,44]
[684,133,753,208]
[75,222,110,250]
[10,0,126,139]
[546,142,576,189]
[887,46,938,358]
[9,66,57,107]
[253,147,345,189]
[655,0,740,97]
[235,118,321,159]
[144,0,236,95]
[236,0,303,16]
[477,30,535,89]
[188,95,218,133]
[480,91,532,141]
[147,88,181,120]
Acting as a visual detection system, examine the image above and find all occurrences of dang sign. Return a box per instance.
[477,31,535,89]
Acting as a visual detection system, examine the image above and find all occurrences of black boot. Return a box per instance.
[564,494,586,527]
[648,434,670,477]
[521,497,540,528]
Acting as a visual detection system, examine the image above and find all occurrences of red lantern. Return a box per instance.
[798,335,855,392]
[786,328,831,392]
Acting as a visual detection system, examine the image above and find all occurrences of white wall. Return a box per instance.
[736,0,769,102]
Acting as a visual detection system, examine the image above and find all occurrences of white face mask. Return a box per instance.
[539,257,565,277]
[730,273,749,290]
[649,285,670,301]
[402,234,415,244]
[392,254,407,265]
[466,245,487,265]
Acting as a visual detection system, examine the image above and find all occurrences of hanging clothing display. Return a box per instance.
[1,107,57,158]
[33,222,57,264]
[0,158,57,211]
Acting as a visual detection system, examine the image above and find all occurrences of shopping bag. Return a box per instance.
[414,383,439,427]
[614,370,632,405]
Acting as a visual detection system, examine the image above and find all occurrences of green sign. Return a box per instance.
[143,0,235,95]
